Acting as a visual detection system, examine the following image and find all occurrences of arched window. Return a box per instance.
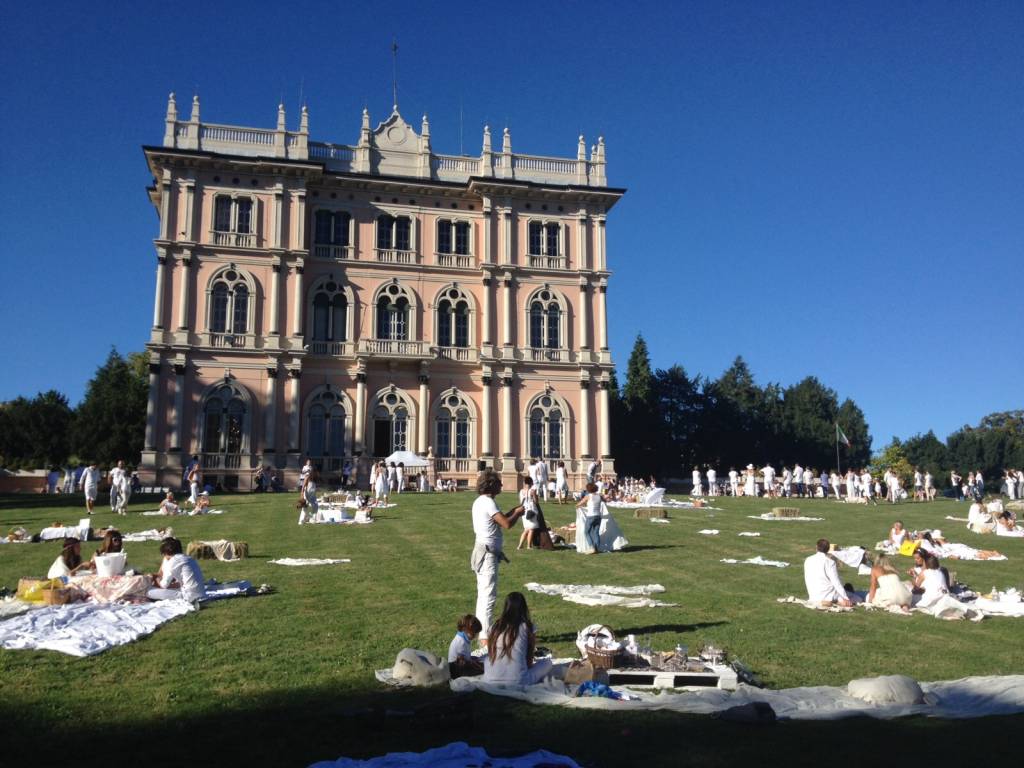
[311,282,348,342]
[205,267,255,339]
[434,390,474,459]
[372,388,414,456]
[200,383,249,463]
[375,282,413,340]
[435,285,473,348]
[526,288,562,350]
[526,394,566,460]
[306,390,347,459]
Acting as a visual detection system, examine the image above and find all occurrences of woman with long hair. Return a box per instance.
[482,592,552,685]
[47,537,85,579]
[867,554,911,610]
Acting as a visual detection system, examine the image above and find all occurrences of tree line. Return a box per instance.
[608,335,1019,488]
[0,350,148,469]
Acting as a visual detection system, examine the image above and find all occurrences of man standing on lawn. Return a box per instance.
[470,469,524,639]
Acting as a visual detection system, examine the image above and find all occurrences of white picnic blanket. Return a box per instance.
[141,509,224,516]
[738,532,761,537]
[38,523,90,541]
[932,542,1007,561]
[122,529,171,542]
[777,593,1024,621]
[698,529,719,535]
[996,526,1024,538]
[721,556,789,568]
[309,742,582,768]
[524,583,677,608]
[449,673,1024,721]
[0,600,195,657]
[270,558,351,566]
[748,513,823,522]
[607,499,722,511]
[649,518,670,524]
[0,597,41,620]
[306,517,374,526]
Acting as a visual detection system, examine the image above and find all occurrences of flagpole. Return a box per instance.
[835,423,841,476]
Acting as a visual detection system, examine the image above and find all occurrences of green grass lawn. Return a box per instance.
[1,490,1022,767]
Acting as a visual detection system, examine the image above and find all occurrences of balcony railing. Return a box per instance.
[375,248,416,264]
[436,346,479,363]
[211,230,256,248]
[434,458,473,474]
[526,347,569,363]
[307,340,354,357]
[357,338,430,357]
[436,252,473,268]
[206,332,256,349]
[527,253,567,269]
[313,243,354,260]
[201,452,244,470]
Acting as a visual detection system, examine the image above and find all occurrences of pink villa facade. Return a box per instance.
[140,94,624,489]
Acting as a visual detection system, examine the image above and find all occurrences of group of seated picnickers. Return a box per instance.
[158,490,211,516]
[804,533,963,613]
[45,532,206,603]
[967,498,1020,535]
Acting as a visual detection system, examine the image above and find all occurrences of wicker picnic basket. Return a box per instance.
[772,507,801,518]
[583,625,620,669]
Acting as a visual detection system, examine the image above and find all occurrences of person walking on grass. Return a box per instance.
[79,462,100,515]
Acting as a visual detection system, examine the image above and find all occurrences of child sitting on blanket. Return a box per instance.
[448,614,484,679]
[192,491,211,515]
[147,537,206,603]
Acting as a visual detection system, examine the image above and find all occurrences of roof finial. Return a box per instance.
[190,93,200,122]
[391,38,399,112]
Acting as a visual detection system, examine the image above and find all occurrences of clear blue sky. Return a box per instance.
[1,1,1021,449]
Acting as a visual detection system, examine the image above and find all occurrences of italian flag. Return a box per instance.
[836,423,851,447]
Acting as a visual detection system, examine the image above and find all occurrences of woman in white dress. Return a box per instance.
[867,554,911,610]
[395,462,405,494]
[554,460,568,503]
[743,465,756,497]
[517,477,540,550]
[482,592,552,685]
[374,462,388,504]
[299,468,320,523]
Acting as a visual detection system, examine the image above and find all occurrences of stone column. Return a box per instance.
[293,191,307,251]
[159,171,172,241]
[417,369,430,454]
[502,274,513,348]
[354,370,367,455]
[579,379,592,458]
[177,252,192,330]
[153,251,167,329]
[264,367,278,453]
[577,281,589,352]
[598,281,609,351]
[576,211,589,270]
[291,263,304,337]
[597,216,607,271]
[170,362,186,452]
[145,362,161,451]
[482,199,492,262]
[269,262,281,335]
[288,369,301,452]
[273,186,284,249]
[481,276,492,346]
[500,207,512,264]
[480,374,493,457]
[501,373,514,457]
[183,181,196,241]
[598,380,611,458]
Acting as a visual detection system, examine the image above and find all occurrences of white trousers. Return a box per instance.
[730,480,739,496]
[189,482,199,504]
[471,544,499,634]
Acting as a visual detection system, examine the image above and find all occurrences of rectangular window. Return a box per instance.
[437,221,452,254]
[545,223,559,257]
[454,222,469,255]
[529,222,543,255]
[331,300,347,341]
[203,412,222,453]
[315,211,332,244]
[308,413,325,457]
[328,415,345,456]
[232,288,249,334]
[333,213,350,246]
[436,419,451,458]
[393,417,408,451]
[455,421,470,458]
[547,421,561,458]
[454,312,469,348]
[395,217,411,251]
[236,199,253,234]
[214,198,232,232]
[376,216,393,249]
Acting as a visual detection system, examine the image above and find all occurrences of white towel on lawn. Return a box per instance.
[698,529,719,535]
[270,558,351,566]
[449,674,1024,721]
[649,518,671,524]
[738,532,761,537]
[308,742,582,768]
[932,542,1007,561]
[0,600,195,657]
[748,513,823,522]
[122,529,171,542]
[721,556,789,568]
[524,582,677,608]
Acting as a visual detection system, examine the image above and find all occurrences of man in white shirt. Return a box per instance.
[148,537,206,603]
[802,467,813,497]
[79,462,101,515]
[728,467,739,497]
[804,539,852,607]
[793,464,804,497]
[528,459,541,489]
[691,467,703,496]
[761,464,776,498]
[860,470,874,504]
[470,470,524,636]
[706,467,717,496]
[536,460,550,500]
[924,471,935,501]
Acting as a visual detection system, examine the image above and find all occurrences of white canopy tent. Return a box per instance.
[383,450,430,468]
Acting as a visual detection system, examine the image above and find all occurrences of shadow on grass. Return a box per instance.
[618,545,682,553]
[541,622,728,644]
[2,683,1022,768]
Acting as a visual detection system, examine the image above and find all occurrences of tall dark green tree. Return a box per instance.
[835,398,872,468]
[617,335,660,476]
[72,349,148,466]
[0,390,73,468]
[901,430,948,478]
[782,376,840,469]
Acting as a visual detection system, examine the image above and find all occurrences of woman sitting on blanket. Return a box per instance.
[158,491,180,516]
[47,537,87,579]
[482,592,553,686]
[888,521,907,548]
[867,554,911,611]
[192,491,211,515]
[83,529,124,571]
[911,554,950,609]
[997,511,1021,535]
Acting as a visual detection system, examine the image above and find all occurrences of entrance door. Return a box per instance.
[374,419,392,457]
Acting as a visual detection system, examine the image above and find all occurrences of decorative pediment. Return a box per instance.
[373,109,418,151]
